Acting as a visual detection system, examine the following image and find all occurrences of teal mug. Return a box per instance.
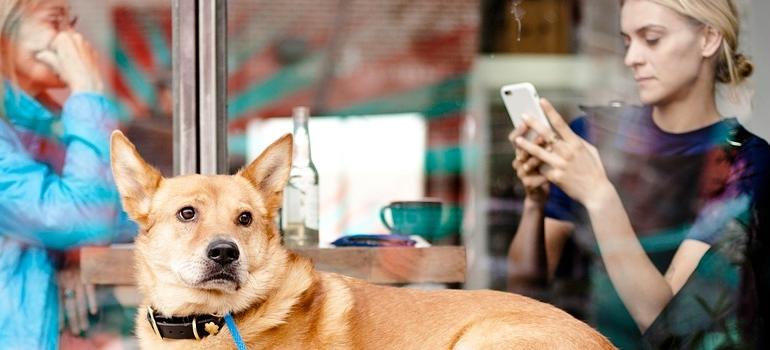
[380,201,443,240]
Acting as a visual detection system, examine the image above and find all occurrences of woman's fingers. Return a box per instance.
[34,50,62,74]
[521,173,549,189]
[75,281,88,332]
[510,128,532,164]
[51,30,76,57]
[46,30,102,93]
[513,156,537,178]
[540,98,580,145]
[521,113,557,143]
[86,284,98,315]
[63,286,79,334]
[57,266,96,335]
[41,32,74,78]
[522,154,542,172]
[515,136,564,168]
[520,111,575,158]
[508,125,529,145]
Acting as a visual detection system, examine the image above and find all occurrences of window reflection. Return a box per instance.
[27,0,769,348]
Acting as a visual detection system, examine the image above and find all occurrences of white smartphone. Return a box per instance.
[500,82,552,139]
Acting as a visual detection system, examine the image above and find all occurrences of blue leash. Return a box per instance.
[224,313,247,350]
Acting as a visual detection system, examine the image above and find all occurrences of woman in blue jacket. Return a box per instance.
[0,0,135,348]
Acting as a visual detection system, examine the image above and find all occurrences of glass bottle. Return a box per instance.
[281,106,320,247]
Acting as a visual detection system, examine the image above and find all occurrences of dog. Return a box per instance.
[110,130,616,349]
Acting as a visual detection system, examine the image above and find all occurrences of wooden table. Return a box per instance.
[81,245,466,285]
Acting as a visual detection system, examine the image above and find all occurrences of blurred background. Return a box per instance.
[61,0,769,347]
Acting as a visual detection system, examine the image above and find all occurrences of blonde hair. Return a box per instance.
[0,0,38,118]
[622,0,753,85]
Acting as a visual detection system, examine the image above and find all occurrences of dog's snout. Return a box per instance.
[207,240,240,265]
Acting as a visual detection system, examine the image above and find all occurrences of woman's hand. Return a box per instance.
[35,30,103,94]
[513,99,612,207]
[57,257,98,336]
[510,125,550,205]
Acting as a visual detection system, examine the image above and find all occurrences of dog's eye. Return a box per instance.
[237,212,252,226]
[177,207,196,222]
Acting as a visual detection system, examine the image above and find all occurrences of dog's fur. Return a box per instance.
[110,131,615,349]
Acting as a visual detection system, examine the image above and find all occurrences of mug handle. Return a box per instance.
[379,205,394,232]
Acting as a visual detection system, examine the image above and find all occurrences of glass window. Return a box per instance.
[225,1,770,348]
[39,0,770,347]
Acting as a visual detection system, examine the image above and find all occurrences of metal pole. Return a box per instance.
[197,0,228,175]
[172,0,198,176]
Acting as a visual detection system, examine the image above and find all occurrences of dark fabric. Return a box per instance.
[542,104,770,349]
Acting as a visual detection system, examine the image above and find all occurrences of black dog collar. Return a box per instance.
[146,306,226,340]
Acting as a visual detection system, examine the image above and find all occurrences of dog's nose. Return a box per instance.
[206,240,240,265]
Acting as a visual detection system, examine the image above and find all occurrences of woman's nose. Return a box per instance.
[624,42,644,67]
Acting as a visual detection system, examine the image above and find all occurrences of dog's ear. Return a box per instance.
[110,130,162,224]
[238,134,293,213]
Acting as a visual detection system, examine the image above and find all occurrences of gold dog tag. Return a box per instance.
[205,322,220,336]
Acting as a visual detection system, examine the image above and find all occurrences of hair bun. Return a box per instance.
[734,53,754,80]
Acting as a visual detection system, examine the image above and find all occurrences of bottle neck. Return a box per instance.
[292,116,313,167]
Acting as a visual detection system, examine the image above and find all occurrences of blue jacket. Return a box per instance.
[0,84,136,350]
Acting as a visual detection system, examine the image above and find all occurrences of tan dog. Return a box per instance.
[110,131,615,350]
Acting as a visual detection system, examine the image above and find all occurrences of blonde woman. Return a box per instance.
[0,0,134,348]
[509,0,768,348]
